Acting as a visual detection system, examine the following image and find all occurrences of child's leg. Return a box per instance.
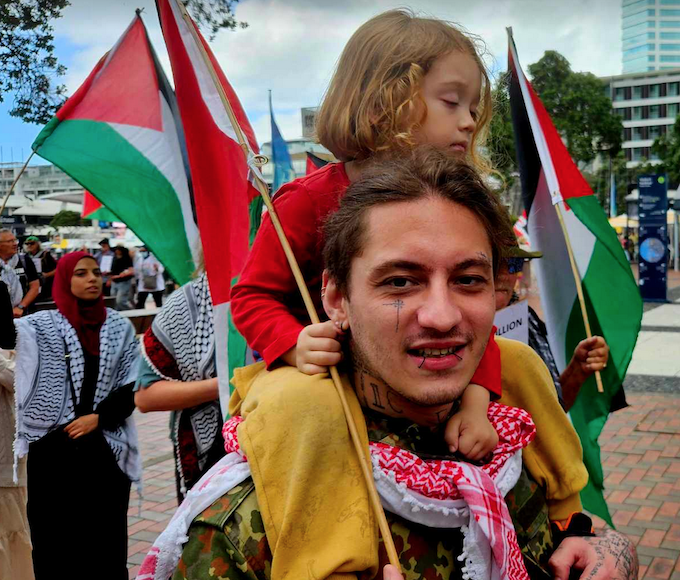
[232,364,378,579]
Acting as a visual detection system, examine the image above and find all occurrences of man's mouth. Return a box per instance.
[410,345,464,359]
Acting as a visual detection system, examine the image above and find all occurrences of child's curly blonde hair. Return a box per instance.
[316,9,493,174]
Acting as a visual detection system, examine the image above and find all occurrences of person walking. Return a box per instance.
[109,245,135,310]
[0,229,39,316]
[134,246,164,308]
[23,236,57,303]
[13,252,140,580]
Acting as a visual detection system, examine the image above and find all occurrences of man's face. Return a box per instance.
[0,233,18,260]
[24,240,39,255]
[494,260,519,311]
[100,243,110,253]
[340,197,496,407]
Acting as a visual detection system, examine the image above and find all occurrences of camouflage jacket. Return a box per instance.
[173,413,555,580]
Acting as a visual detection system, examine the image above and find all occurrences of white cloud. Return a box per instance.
[52,0,623,147]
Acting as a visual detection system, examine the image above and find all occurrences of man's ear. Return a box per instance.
[322,270,348,323]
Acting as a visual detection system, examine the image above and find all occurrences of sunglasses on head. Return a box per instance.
[505,257,525,274]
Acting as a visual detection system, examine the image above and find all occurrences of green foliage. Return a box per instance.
[651,116,680,184]
[0,0,69,124]
[528,51,622,166]
[49,210,84,228]
[183,0,247,40]
[1,0,246,124]
[487,71,517,189]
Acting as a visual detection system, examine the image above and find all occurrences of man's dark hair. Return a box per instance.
[323,146,515,295]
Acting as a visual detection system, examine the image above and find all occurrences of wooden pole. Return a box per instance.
[173,2,401,570]
[0,152,35,216]
[555,202,604,393]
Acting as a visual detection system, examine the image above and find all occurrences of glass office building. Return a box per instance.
[623,0,680,73]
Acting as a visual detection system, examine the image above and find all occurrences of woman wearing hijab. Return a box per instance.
[13,252,140,580]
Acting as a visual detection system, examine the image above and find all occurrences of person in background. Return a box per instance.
[495,246,610,411]
[24,236,57,303]
[94,238,114,296]
[134,246,164,309]
[13,252,140,580]
[134,263,225,504]
[0,229,39,317]
[0,281,34,580]
[109,245,135,311]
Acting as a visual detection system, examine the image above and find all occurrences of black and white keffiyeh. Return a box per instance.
[0,255,23,307]
[13,308,142,483]
[141,274,220,485]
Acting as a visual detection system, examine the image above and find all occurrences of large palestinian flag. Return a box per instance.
[157,0,261,415]
[32,14,198,285]
[507,29,642,525]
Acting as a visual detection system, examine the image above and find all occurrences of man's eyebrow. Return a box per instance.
[370,260,429,278]
[455,255,493,272]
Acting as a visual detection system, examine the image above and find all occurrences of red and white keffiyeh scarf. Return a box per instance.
[139,403,535,580]
[223,402,535,580]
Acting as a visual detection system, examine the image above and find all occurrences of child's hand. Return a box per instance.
[445,409,499,462]
[296,320,344,375]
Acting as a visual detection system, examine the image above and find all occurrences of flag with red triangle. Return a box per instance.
[32,13,198,284]
[81,191,120,223]
[156,0,262,415]
[507,29,642,525]
[306,151,329,175]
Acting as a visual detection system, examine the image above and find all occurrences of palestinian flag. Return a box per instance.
[32,14,198,285]
[507,29,642,525]
[306,151,329,175]
[157,0,261,415]
[81,191,120,223]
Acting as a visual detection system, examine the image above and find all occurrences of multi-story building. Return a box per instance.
[623,0,680,74]
[602,68,680,166]
[0,162,84,201]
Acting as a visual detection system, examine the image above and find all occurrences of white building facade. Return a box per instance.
[603,68,680,166]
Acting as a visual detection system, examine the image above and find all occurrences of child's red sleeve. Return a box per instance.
[231,182,320,368]
[470,329,502,397]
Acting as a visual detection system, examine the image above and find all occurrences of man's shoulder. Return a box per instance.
[179,477,272,579]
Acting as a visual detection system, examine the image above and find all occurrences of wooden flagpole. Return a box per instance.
[173,2,401,570]
[0,152,35,216]
[555,202,605,393]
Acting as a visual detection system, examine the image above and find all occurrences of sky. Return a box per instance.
[0,0,623,165]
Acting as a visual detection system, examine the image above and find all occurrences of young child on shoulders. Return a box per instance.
[232,8,500,459]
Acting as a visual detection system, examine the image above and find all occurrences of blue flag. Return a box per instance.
[269,92,295,193]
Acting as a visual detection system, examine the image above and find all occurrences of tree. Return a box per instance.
[652,116,680,185]
[1,0,246,124]
[528,51,623,166]
[487,71,517,189]
[0,1,69,124]
[50,209,84,228]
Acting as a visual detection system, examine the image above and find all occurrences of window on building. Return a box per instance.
[650,104,662,118]
[660,9,680,15]
[632,147,644,161]
[668,102,679,117]
[661,20,680,26]
[661,0,680,5]
[649,125,662,139]
[633,105,643,119]
[615,87,627,101]
[633,85,643,99]
[624,0,654,15]
[661,31,680,39]
[649,55,656,61]
[669,82,680,95]
[623,10,655,27]
[660,43,680,49]
[632,127,645,140]
[649,84,661,97]
[623,43,656,59]
[661,54,680,61]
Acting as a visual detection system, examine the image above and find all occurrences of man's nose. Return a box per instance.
[416,284,463,332]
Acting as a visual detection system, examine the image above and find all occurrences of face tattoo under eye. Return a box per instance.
[382,298,404,332]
